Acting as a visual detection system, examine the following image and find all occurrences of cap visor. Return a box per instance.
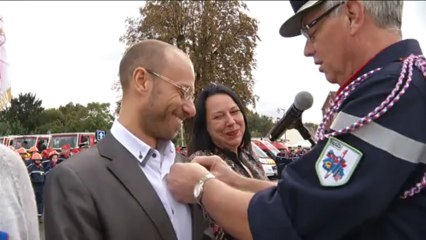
[279,0,324,38]
[279,14,302,37]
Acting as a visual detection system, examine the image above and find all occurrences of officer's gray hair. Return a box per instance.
[323,0,403,35]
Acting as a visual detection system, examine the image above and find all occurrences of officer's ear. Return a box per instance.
[344,1,365,36]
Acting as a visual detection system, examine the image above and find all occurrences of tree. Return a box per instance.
[36,108,66,134]
[55,102,113,133]
[0,93,44,134]
[82,102,114,132]
[119,0,260,142]
[56,103,88,132]
[0,120,25,136]
[0,94,114,135]
[246,110,274,138]
[120,1,259,104]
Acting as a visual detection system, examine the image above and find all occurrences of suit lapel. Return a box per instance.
[190,204,211,240]
[98,134,177,240]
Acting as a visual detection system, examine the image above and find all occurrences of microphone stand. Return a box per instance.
[295,120,316,147]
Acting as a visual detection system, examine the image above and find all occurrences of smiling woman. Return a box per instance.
[0,1,424,125]
[188,84,267,239]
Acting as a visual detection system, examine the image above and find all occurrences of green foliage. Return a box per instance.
[0,93,44,134]
[246,110,274,138]
[36,108,66,134]
[245,111,318,139]
[120,0,259,105]
[83,102,115,132]
[119,0,260,142]
[0,120,25,136]
[0,93,114,135]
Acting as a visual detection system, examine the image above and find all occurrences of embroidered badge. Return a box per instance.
[316,137,363,187]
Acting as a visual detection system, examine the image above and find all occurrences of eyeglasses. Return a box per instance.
[301,1,345,41]
[145,69,194,101]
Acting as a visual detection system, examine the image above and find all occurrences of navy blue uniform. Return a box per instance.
[42,159,50,170]
[23,159,32,167]
[28,163,46,215]
[248,40,426,239]
[44,159,63,175]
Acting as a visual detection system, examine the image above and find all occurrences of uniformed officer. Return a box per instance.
[28,152,46,220]
[59,144,71,161]
[166,1,426,239]
[70,148,80,156]
[44,150,62,175]
[17,147,31,166]
[28,146,39,157]
[41,149,51,169]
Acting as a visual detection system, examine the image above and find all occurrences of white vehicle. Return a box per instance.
[251,142,278,178]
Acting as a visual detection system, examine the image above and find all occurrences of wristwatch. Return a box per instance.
[193,172,216,206]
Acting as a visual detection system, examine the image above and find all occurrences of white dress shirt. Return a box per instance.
[110,120,192,240]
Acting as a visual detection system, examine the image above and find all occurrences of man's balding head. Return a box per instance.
[117,39,196,147]
[119,39,187,93]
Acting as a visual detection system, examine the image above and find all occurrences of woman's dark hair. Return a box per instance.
[188,84,252,155]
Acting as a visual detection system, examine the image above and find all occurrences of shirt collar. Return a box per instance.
[337,39,423,95]
[110,119,176,167]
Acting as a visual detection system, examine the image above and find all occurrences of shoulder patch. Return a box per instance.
[316,137,363,187]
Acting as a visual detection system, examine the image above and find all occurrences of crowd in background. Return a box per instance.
[278,146,311,160]
[5,144,87,222]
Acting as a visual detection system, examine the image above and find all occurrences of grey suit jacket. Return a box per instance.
[44,133,209,240]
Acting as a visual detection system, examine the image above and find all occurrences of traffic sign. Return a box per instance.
[96,130,106,141]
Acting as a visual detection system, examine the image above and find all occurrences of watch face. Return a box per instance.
[194,183,202,199]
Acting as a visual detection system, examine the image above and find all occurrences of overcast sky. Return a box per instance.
[1,1,425,124]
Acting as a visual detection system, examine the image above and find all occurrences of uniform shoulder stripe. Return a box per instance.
[331,111,426,164]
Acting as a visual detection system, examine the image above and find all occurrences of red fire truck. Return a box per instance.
[48,132,95,152]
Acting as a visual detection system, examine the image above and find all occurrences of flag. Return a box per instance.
[0,16,11,110]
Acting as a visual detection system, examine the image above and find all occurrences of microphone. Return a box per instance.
[268,91,313,142]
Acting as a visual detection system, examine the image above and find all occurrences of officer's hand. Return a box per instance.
[167,163,209,204]
[192,155,242,188]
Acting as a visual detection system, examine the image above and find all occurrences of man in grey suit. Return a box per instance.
[44,39,208,240]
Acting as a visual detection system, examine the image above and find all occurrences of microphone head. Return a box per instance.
[294,91,313,110]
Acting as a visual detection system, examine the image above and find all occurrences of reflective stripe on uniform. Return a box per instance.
[331,111,426,164]
[29,171,44,175]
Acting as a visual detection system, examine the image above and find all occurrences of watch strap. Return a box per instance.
[195,172,216,205]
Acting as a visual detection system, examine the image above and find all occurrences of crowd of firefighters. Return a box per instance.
[7,144,84,222]
[6,141,309,222]
[278,146,311,160]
